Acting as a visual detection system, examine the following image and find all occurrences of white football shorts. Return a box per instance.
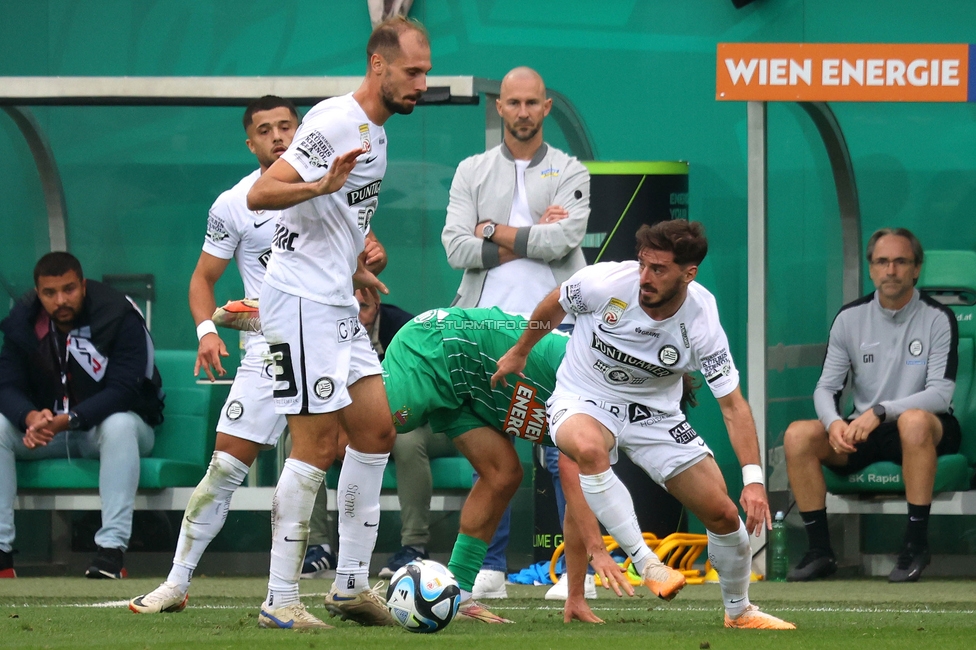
[259,286,382,415]
[546,391,712,486]
[216,348,287,445]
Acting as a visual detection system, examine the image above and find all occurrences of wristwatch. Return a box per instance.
[67,411,82,430]
[481,222,496,241]
[871,404,886,423]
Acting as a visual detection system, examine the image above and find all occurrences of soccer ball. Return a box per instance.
[386,559,461,633]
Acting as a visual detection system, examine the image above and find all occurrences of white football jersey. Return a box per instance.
[203,168,279,353]
[264,93,387,307]
[556,261,739,413]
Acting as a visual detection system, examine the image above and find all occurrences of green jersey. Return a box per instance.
[381,307,569,444]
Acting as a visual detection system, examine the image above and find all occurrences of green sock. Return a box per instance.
[448,533,488,592]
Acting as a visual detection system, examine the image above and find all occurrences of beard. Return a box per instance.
[639,283,681,309]
[381,81,419,115]
[507,121,540,142]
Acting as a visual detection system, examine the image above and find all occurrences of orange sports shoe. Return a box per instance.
[212,299,262,333]
[724,604,796,630]
[641,559,686,601]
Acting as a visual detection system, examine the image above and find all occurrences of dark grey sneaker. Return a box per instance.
[888,544,930,583]
[85,547,126,579]
[787,550,836,581]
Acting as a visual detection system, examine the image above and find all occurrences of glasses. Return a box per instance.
[870,257,916,269]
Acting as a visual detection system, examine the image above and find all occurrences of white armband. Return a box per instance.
[741,464,764,487]
[196,320,218,341]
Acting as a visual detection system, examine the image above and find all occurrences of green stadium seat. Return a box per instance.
[824,250,976,494]
[326,457,474,491]
[15,349,216,490]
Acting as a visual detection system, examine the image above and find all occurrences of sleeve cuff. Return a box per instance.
[481,241,502,269]
[513,226,532,257]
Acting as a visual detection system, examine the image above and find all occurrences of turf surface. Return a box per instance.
[1,577,975,649]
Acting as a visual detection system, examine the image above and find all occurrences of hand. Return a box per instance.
[739,482,771,536]
[539,205,569,224]
[563,593,604,624]
[843,410,879,447]
[589,549,633,597]
[194,332,228,381]
[363,237,387,274]
[490,347,528,388]
[314,148,365,196]
[827,419,856,455]
[352,264,389,296]
[24,410,63,449]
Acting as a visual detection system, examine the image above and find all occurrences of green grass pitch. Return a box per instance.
[2,577,975,649]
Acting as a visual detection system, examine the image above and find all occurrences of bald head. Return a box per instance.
[500,67,546,99]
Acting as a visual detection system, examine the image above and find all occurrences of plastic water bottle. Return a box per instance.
[768,511,789,582]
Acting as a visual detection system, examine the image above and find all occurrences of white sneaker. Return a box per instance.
[259,601,333,629]
[544,573,597,601]
[128,582,189,614]
[472,569,507,599]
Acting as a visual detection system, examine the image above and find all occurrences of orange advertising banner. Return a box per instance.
[716,43,972,102]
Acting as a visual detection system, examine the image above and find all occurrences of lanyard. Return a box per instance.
[52,321,71,414]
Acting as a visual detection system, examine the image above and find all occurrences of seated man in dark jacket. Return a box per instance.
[0,252,164,579]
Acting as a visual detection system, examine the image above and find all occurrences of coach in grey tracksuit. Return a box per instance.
[784,227,961,584]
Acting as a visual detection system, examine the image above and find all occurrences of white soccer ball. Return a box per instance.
[386,559,461,633]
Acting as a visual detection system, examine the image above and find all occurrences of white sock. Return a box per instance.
[707,519,751,618]
[266,458,324,609]
[578,469,653,571]
[334,446,389,596]
[167,451,249,589]
[460,589,472,602]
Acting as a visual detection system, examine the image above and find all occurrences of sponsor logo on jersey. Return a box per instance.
[701,349,732,385]
[336,317,363,342]
[658,345,680,366]
[591,333,674,377]
[909,339,923,356]
[593,360,648,385]
[258,249,272,268]
[314,377,335,400]
[627,403,669,426]
[253,216,274,228]
[295,131,334,168]
[347,179,382,206]
[272,223,298,251]
[680,322,690,348]
[226,400,244,420]
[358,123,371,152]
[540,166,560,178]
[863,353,874,363]
[503,382,547,443]
[634,326,659,337]
[602,298,627,325]
[551,408,567,425]
[564,282,587,313]
[206,212,229,242]
[667,420,699,444]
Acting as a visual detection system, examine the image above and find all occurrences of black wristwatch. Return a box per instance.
[872,404,886,423]
[481,222,496,241]
[67,411,82,430]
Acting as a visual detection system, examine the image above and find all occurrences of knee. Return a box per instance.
[784,420,824,460]
[483,460,523,498]
[703,500,742,534]
[96,412,152,451]
[570,437,610,472]
[897,410,938,449]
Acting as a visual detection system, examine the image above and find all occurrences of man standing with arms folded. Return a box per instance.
[493,220,795,630]
[784,228,958,583]
[441,66,589,600]
[247,16,431,629]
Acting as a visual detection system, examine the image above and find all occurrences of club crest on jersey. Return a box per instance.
[393,405,412,426]
[602,298,628,325]
[504,382,547,443]
[314,377,335,400]
[909,339,923,356]
[658,345,679,367]
[358,123,371,152]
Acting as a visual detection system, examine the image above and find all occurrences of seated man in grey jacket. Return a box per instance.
[784,228,960,583]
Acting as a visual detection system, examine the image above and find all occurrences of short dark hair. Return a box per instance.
[34,251,83,285]
[635,219,708,266]
[366,16,429,64]
[242,95,299,132]
[866,227,924,266]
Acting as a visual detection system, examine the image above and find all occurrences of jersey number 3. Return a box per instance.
[269,343,298,398]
